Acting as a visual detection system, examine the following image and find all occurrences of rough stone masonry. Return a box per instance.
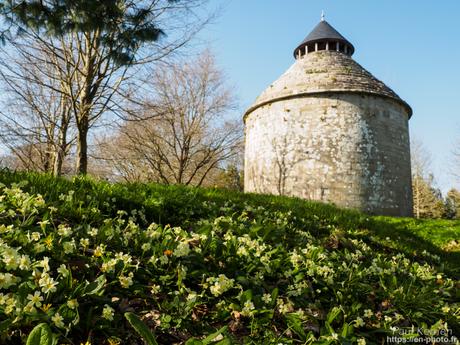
[244,18,413,216]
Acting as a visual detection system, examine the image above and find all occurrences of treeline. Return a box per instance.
[0,0,244,190]
[411,139,460,219]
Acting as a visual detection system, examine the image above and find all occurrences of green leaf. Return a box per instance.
[124,312,158,345]
[240,290,252,303]
[202,326,228,345]
[82,275,106,296]
[326,306,342,324]
[215,339,232,345]
[285,313,306,340]
[0,319,12,333]
[270,288,279,306]
[26,323,53,345]
[185,326,228,345]
[341,322,353,338]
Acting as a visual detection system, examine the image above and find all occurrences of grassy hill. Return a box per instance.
[0,170,459,344]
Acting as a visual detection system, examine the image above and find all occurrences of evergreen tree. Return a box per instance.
[445,188,460,219]
[0,0,175,64]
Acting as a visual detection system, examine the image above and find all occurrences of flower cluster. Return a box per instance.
[0,178,458,344]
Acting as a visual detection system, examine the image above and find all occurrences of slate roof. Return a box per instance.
[293,20,355,57]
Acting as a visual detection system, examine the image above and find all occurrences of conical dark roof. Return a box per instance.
[293,20,355,57]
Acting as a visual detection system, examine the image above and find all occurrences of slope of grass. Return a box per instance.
[0,170,459,344]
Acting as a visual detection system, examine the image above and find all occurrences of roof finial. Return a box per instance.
[321,10,325,22]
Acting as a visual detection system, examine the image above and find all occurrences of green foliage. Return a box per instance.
[0,0,178,64]
[445,188,460,219]
[124,312,159,345]
[0,169,459,344]
[26,323,54,345]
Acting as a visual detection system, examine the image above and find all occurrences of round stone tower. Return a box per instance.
[244,17,413,216]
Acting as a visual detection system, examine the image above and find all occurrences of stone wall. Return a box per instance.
[244,93,413,216]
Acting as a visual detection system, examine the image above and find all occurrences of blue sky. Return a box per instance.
[199,0,460,193]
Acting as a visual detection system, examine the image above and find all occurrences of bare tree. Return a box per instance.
[0,38,75,175]
[96,51,242,186]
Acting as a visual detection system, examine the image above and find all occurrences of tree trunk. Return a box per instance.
[53,111,70,176]
[76,124,88,174]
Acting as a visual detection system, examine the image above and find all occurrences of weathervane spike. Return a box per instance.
[321,10,325,21]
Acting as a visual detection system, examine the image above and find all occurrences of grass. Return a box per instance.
[0,169,459,344]
[2,169,458,276]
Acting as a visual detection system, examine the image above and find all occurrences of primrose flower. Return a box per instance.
[51,312,65,328]
[57,224,72,237]
[0,273,17,289]
[67,299,79,309]
[19,255,31,270]
[115,252,132,265]
[4,296,17,314]
[38,220,49,230]
[88,227,98,237]
[31,232,41,241]
[57,264,69,277]
[141,243,151,252]
[186,292,197,302]
[441,305,450,313]
[2,247,20,270]
[101,259,117,273]
[384,315,392,323]
[119,272,134,288]
[150,284,161,295]
[27,291,43,308]
[23,303,37,314]
[63,240,76,254]
[207,274,234,297]
[41,303,52,313]
[80,238,90,248]
[174,242,190,257]
[277,298,293,314]
[39,274,58,294]
[93,245,105,257]
[241,300,255,317]
[39,257,50,271]
[102,304,115,321]
[357,339,366,345]
[363,309,373,318]
[262,293,272,304]
[354,317,365,327]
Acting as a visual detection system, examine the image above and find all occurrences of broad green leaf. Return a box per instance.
[82,275,106,296]
[202,326,228,345]
[26,323,53,345]
[240,289,252,303]
[341,322,353,337]
[0,319,12,333]
[215,339,232,345]
[124,312,158,345]
[285,313,306,340]
[326,306,342,324]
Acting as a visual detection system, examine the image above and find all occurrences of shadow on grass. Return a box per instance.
[2,169,459,278]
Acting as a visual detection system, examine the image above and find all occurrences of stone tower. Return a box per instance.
[244,17,413,216]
